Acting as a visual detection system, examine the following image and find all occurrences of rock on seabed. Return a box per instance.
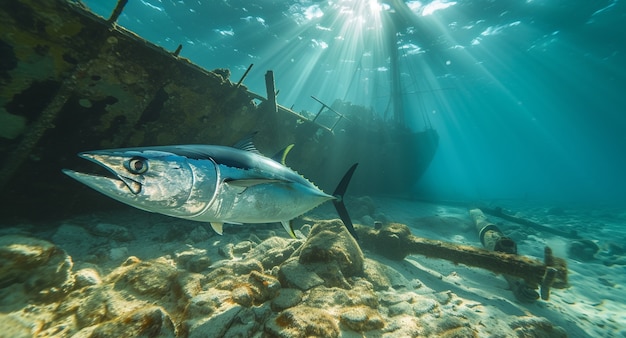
[0,235,74,300]
[0,217,566,337]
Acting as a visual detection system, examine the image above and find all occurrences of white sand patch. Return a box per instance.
[1,196,624,336]
[363,196,626,337]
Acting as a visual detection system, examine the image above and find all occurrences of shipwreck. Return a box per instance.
[0,0,438,221]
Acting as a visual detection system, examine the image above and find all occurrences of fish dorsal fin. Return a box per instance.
[271,144,294,165]
[232,132,261,155]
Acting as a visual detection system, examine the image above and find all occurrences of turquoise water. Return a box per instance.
[83,0,625,204]
[2,3,626,336]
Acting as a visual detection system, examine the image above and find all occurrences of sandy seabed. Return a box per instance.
[0,196,624,337]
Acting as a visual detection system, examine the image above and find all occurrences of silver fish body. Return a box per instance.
[63,143,358,238]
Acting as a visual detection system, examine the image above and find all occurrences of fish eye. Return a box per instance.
[125,156,149,174]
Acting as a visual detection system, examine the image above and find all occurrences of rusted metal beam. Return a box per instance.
[173,44,183,57]
[356,222,568,296]
[107,0,129,24]
[470,208,540,302]
[310,95,349,132]
[482,206,580,239]
[0,81,74,191]
[264,71,278,114]
[236,64,254,88]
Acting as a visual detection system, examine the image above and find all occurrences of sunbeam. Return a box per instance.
[79,0,626,202]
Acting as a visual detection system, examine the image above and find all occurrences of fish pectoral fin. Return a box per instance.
[224,178,287,188]
[210,222,224,235]
[281,220,297,239]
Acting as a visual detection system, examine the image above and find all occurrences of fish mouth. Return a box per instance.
[63,153,142,195]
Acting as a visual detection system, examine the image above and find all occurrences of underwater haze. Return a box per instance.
[4,2,626,336]
[83,0,626,205]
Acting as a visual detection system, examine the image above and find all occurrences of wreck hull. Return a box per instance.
[0,0,437,221]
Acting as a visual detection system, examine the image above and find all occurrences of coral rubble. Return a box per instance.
[0,215,567,337]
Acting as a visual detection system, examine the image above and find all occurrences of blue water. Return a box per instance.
[83,0,626,204]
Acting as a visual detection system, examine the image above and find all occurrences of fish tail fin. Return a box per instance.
[332,163,359,240]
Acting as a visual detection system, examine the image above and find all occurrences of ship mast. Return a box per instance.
[389,27,405,127]
[383,5,406,128]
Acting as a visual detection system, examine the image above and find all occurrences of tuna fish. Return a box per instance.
[63,138,359,239]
